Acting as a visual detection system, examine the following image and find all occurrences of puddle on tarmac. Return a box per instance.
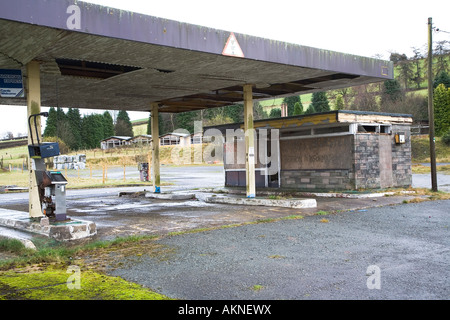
[70,199,214,214]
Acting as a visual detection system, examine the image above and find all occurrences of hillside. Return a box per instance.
[411,136,450,163]
[131,118,149,136]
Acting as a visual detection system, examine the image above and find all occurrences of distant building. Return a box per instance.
[159,133,191,146]
[129,134,152,146]
[100,132,202,149]
[100,136,132,149]
[190,132,203,145]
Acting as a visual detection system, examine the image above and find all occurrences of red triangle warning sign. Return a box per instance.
[222,32,244,58]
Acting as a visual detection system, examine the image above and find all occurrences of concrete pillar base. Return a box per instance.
[0,208,96,242]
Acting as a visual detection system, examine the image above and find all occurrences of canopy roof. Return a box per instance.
[0,0,393,113]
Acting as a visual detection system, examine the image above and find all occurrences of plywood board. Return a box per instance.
[281,135,353,170]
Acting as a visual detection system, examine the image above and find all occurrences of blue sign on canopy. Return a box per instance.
[0,69,24,98]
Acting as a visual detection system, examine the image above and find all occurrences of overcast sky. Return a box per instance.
[1,0,450,137]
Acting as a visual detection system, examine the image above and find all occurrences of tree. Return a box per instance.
[223,105,243,123]
[293,101,303,115]
[310,92,330,113]
[304,104,316,114]
[203,104,243,125]
[333,88,351,108]
[269,108,281,118]
[43,107,77,150]
[81,114,105,149]
[282,95,301,116]
[202,113,233,127]
[115,110,133,137]
[175,110,198,133]
[433,71,450,89]
[55,107,67,137]
[397,59,414,90]
[389,52,408,64]
[382,93,428,121]
[381,79,403,104]
[102,111,115,138]
[335,94,344,110]
[433,40,450,76]
[433,83,450,137]
[411,47,425,89]
[43,107,57,138]
[350,84,379,112]
[390,52,414,90]
[253,102,268,120]
[4,132,13,139]
[66,108,83,150]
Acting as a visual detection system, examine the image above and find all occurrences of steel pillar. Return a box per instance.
[244,84,256,198]
[151,103,161,193]
[26,61,44,218]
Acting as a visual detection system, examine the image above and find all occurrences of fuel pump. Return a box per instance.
[28,112,68,221]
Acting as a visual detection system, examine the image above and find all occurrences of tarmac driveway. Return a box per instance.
[1,165,449,300]
[109,200,450,300]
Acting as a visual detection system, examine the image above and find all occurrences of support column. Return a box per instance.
[151,103,161,193]
[244,84,256,198]
[427,17,438,192]
[26,61,43,218]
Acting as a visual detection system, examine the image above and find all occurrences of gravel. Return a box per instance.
[109,200,450,300]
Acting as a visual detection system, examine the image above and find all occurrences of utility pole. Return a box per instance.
[428,17,438,192]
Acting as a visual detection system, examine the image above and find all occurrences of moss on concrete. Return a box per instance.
[0,267,170,300]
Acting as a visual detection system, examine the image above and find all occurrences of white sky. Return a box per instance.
[1,0,450,137]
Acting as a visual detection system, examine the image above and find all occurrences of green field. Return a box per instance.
[0,145,28,167]
[259,93,313,114]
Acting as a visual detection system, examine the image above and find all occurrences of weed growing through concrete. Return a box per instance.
[251,285,264,291]
[268,255,285,259]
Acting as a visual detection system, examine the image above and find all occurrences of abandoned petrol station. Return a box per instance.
[0,0,411,239]
[209,110,413,191]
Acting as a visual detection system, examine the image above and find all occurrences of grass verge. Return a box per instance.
[411,136,450,163]
[0,235,172,300]
[412,164,450,174]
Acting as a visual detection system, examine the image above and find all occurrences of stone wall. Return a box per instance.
[279,127,412,191]
[391,125,412,188]
[353,134,381,189]
[353,126,412,189]
[280,169,354,191]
